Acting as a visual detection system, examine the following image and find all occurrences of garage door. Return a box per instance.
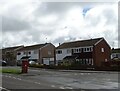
[43,58,49,65]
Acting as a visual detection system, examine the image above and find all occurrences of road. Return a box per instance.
[1,66,120,90]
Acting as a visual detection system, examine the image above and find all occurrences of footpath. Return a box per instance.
[28,67,119,74]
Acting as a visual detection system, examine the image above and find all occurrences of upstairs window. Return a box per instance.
[101,48,104,52]
[79,48,81,52]
[34,50,38,54]
[73,48,81,53]
[48,51,51,55]
[67,49,71,54]
[83,47,93,52]
[23,51,26,55]
[56,50,62,54]
[28,52,31,54]
[17,52,21,55]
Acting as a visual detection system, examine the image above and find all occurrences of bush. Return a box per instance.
[29,63,44,68]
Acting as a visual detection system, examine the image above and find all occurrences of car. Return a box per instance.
[29,61,36,65]
[0,60,7,66]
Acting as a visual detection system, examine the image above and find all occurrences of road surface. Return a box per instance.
[1,66,120,90]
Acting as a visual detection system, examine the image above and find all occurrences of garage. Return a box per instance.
[43,58,54,65]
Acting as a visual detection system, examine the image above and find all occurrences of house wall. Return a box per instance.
[28,50,39,60]
[17,50,39,61]
[111,53,120,59]
[56,48,72,64]
[94,39,111,67]
[17,51,24,61]
[56,46,93,65]
[39,43,55,64]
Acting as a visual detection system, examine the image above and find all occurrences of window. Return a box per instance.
[86,59,89,65]
[90,47,93,51]
[17,52,21,55]
[76,49,79,52]
[79,48,81,52]
[23,51,26,55]
[84,48,86,52]
[87,48,89,51]
[73,49,77,53]
[105,59,107,62]
[83,47,93,52]
[28,52,31,54]
[57,50,62,54]
[101,48,104,52]
[73,48,81,53]
[34,50,38,54]
[91,59,94,65]
[67,49,71,54]
[82,59,85,65]
[88,59,91,65]
[48,51,51,55]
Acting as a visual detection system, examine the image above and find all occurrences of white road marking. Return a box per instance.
[51,85,55,87]
[17,78,22,80]
[34,82,41,84]
[59,86,65,89]
[3,75,22,81]
[8,76,11,78]
[65,87,73,89]
[37,82,41,84]
[0,87,10,91]
[80,73,84,75]
[87,73,90,75]
[12,77,17,79]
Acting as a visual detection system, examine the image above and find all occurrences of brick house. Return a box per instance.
[1,45,24,65]
[56,37,111,67]
[17,43,55,65]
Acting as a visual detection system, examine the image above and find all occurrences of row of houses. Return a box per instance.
[1,37,120,67]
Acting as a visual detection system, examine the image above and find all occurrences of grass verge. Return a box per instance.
[0,68,22,74]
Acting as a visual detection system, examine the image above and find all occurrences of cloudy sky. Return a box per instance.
[0,0,119,48]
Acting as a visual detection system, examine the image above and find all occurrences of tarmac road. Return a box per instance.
[1,66,120,90]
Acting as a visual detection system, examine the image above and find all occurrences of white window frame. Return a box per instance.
[101,48,104,52]
[56,50,62,54]
[34,50,38,54]
[83,47,92,52]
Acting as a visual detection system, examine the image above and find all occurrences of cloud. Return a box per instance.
[0,1,118,48]
[2,16,31,32]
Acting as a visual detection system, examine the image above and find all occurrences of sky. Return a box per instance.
[0,0,119,48]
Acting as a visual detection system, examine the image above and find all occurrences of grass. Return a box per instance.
[0,68,22,74]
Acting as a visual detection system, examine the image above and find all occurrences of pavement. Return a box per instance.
[28,67,119,74]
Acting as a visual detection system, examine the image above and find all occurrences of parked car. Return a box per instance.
[29,61,36,65]
[0,60,7,66]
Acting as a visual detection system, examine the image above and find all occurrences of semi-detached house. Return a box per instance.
[17,43,55,65]
[56,37,111,67]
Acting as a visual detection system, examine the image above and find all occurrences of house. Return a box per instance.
[17,43,55,65]
[1,45,24,65]
[111,48,120,60]
[56,37,111,67]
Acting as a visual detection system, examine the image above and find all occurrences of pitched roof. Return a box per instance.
[112,48,120,53]
[17,43,48,51]
[56,37,103,49]
[2,45,24,52]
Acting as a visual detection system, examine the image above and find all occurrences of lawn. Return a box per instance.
[0,68,22,74]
